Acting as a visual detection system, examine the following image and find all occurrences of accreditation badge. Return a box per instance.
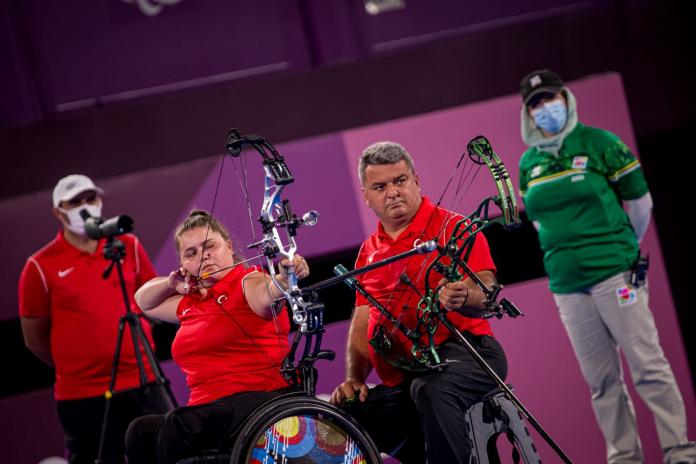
[616,285,637,307]
[572,156,588,169]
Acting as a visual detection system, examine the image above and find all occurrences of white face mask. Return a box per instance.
[60,204,102,237]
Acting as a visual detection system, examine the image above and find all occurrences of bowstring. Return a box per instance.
[230,152,289,360]
[194,153,227,290]
[369,151,482,363]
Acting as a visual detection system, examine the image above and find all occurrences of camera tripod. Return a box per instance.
[95,236,178,464]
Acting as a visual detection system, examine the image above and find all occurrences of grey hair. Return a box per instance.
[358,141,416,185]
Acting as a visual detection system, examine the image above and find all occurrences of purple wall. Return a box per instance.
[0,360,189,462]
[1,0,607,127]
[0,389,66,463]
[349,0,591,53]
[13,0,310,112]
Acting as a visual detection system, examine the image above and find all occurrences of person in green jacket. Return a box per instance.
[518,69,695,464]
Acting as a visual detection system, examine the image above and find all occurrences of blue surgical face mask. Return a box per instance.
[531,100,567,134]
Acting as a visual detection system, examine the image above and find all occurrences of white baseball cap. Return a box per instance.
[52,174,104,207]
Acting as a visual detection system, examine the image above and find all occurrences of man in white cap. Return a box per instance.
[18,174,168,463]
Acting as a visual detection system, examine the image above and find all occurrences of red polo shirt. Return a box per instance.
[172,265,291,406]
[18,231,157,400]
[355,197,496,386]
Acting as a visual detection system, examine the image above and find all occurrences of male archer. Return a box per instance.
[330,142,509,463]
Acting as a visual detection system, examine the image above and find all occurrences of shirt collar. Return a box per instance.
[205,264,246,298]
[55,229,104,256]
[376,196,435,241]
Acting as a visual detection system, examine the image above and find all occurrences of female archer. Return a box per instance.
[125,209,309,463]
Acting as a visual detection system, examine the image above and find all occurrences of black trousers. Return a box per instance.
[125,388,294,464]
[346,334,508,464]
[56,383,170,464]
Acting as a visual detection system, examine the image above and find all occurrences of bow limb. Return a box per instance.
[466,135,520,227]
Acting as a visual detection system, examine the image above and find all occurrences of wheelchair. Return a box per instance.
[176,390,381,463]
[177,302,382,464]
[230,391,381,463]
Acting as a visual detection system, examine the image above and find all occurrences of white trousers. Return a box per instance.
[554,272,695,464]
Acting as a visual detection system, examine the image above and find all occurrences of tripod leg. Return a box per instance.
[127,314,149,387]
[129,314,178,409]
[95,317,127,464]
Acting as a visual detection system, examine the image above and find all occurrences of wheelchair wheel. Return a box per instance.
[229,395,382,464]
